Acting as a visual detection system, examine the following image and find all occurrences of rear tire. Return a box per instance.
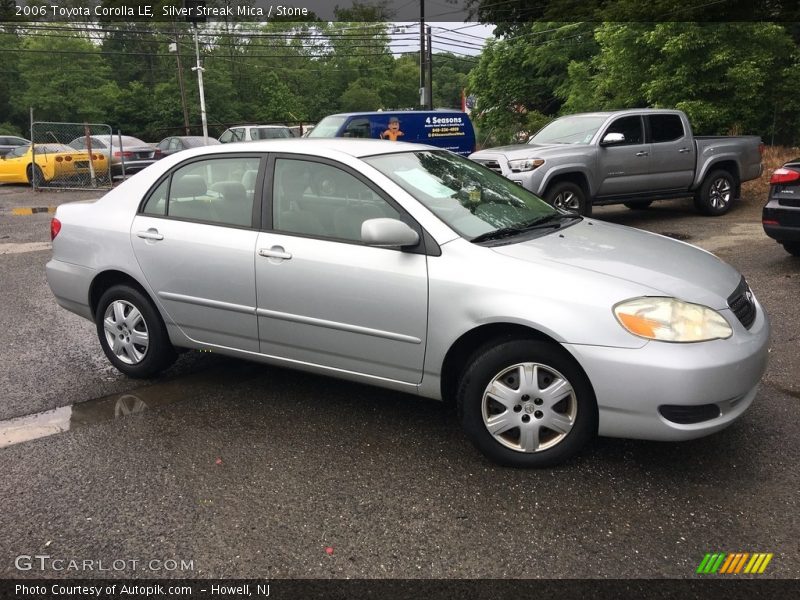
[544,181,592,217]
[457,338,597,468]
[95,284,176,378]
[782,242,800,257]
[694,169,737,216]
[26,164,44,186]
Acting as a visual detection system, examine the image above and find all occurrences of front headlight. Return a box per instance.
[507,158,544,172]
[614,297,733,342]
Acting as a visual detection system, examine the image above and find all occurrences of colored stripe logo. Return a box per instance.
[696,552,773,574]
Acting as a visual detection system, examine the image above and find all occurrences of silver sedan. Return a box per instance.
[46,139,769,467]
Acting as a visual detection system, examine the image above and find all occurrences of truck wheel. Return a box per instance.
[782,242,800,257]
[457,338,597,468]
[694,170,737,216]
[624,201,652,210]
[544,181,591,216]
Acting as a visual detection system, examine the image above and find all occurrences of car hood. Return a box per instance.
[491,219,741,310]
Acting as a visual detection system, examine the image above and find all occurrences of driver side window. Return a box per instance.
[604,116,643,145]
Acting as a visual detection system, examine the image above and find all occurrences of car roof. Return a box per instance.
[179,138,433,159]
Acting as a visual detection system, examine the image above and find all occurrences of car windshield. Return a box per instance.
[254,127,291,140]
[307,115,348,138]
[364,150,560,240]
[529,116,608,145]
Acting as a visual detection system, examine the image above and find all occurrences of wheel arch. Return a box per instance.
[439,322,595,407]
[541,170,592,199]
[696,159,741,192]
[88,269,154,320]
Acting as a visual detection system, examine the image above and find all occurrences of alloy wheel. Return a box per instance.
[103,300,149,365]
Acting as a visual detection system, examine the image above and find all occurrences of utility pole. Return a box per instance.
[426,25,433,110]
[192,22,209,145]
[170,35,191,136]
[419,0,426,108]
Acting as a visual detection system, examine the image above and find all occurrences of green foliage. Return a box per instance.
[0,121,22,136]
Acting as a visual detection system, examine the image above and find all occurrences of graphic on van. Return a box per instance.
[424,115,467,140]
[380,117,404,141]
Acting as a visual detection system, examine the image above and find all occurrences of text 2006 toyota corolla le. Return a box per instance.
[46,139,769,467]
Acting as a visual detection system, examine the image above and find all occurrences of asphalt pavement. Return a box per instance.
[0,181,797,580]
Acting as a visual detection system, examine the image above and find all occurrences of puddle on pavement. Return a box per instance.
[0,362,262,449]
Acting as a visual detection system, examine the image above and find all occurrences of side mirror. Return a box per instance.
[361,218,419,247]
[600,132,625,146]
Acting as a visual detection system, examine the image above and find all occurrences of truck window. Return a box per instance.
[648,115,685,143]
[605,116,643,145]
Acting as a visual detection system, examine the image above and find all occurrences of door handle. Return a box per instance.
[136,229,164,241]
[258,246,292,260]
[678,147,691,153]
[635,151,649,157]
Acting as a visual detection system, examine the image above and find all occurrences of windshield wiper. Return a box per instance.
[471,213,576,244]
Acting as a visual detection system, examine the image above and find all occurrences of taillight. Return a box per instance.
[114,151,134,158]
[769,168,800,185]
[762,219,779,226]
[50,217,61,240]
[154,149,163,158]
[55,156,63,162]
[64,155,72,162]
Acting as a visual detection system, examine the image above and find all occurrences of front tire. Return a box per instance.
[95,285,176,378]
[544,181,592,217]
[694,170,737,216]
[457,338,597,468]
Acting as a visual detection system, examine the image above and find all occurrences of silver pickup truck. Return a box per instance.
[469,109,763,216]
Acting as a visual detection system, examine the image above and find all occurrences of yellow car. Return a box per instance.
[0,143,109,185]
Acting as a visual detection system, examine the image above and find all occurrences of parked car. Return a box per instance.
[763,159,800,256]
[0,135,30,156]
[46,139,769,467]
[69,135,157,177]
[156,135,221,158]
[469,109,763,216]
[308,110,476,156]
[0,143,108,185]
[218,125,293,143]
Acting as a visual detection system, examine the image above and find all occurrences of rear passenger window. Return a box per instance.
[142,178,169,216]
[272,158,400,242]
[166,157,260,227]
[649,115,685,143]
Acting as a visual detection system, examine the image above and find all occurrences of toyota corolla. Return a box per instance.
[46,140,769,467]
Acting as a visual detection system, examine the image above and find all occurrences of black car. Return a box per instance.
[763,160,800,256]
[0,135,30,156]
[156,135,221,158]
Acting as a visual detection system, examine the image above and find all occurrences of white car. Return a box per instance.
[218,125,294,143]
[45,139,769,467]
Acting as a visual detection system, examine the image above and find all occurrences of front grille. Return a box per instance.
[659,404,721,424]
[475,159,502,175]
[727,277,756,329]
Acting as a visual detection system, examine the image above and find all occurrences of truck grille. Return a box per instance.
[474,159,503,175]
[727,277,756,329]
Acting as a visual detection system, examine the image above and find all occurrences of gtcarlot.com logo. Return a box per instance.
[696,552,773,574]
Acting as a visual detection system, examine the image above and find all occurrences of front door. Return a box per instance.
[254,156,428,384]
[596,115,651,196]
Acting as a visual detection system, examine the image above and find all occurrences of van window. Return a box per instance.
[308,115,348,138]
[342,118,371,139]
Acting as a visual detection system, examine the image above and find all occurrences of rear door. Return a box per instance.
[596,115,650,196]
[646,113,695,191]
[254,154,429,383]
[130,154,264,351]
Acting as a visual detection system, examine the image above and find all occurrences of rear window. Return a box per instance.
[649,115,685,143]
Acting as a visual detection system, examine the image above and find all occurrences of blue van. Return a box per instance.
[307,110,476,156]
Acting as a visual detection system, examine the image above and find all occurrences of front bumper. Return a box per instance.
[563,300,770,441]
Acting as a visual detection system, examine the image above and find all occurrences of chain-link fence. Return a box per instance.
[30,122,114,190]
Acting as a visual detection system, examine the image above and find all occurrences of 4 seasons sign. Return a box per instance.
[696,552,774,574]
